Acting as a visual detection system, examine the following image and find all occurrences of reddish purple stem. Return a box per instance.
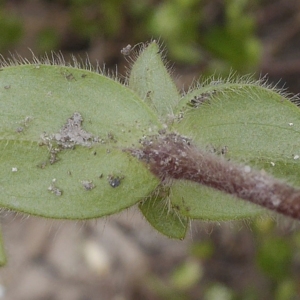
[131,133,300,220]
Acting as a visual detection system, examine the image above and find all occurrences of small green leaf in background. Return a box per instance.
[275,279,297,300]
[170,259,202,291]
[201,0,261,72]
[0,12,23,51]
[190,240,215,260]
[147,1,201,64]
[257,236,293,281]
[204,283,235,300]
[37,28,60,53]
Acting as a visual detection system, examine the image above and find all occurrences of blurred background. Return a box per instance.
[1,0,300,299]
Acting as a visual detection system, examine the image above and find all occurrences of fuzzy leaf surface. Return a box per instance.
[128,41,180,120]
[170,82,300,219]
[139,190,188,239]
[0,64,160,219]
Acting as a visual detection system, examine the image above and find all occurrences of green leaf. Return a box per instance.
[170,81,300,219]
[0,64,161,219]
[128,41,180,120]
[170,180,262,220]
[139,186,188,239]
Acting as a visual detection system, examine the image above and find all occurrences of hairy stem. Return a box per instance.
[131,133,300,219]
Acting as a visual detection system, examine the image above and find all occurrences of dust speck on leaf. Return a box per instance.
[64,72,76,81]
[173,204,180,211]
[107,132,117,143]
[146,91,152,98]
[49,149,60,164]
[81,180,95,191]
[48,179,63,196]
[16,116,33,133]
[37,161,47,169]
[188,91,216,108]
[173,111,184,123]
[206,144,228,156]
[221,146,228,155]
[108,175,123,188]
[16,127,24,133]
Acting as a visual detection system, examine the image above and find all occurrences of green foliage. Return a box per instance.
[204,284,235,300]
[0,63,160,219]
[190,241,214,259]
[70,0,124,38]
[128,42,180,119]
[146,0,261,69]
[139,190,188,239]
[257,236,293,280]
[0,1,261,71]
[37,28,60,53]
[176,81,300,181]
[250,219,300,299]
[0,11,23,51]
[65,0,261,70]
[147,0,201,63]
[201,0,261,71]
[275,279,298,300]
[1,40,300,257]
[170,259,202,290]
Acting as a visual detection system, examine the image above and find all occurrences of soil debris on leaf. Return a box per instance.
[108,175,123,188]
[53,112,99,149]
[81,180,95,191]
[48,179,63,196]
[40,112,100,165]
[187,91,216,108]
[16,116,33,133]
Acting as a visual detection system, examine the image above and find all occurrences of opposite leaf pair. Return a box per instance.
[0,41,300,244]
